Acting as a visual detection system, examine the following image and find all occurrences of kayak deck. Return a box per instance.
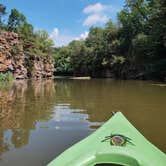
[48,112,166,166]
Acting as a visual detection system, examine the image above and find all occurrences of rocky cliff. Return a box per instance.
[25,53,54,79]
[0,31,54,79]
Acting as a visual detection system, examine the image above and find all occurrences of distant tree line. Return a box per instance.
[54,0,166,81]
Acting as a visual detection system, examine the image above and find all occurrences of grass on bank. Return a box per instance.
[0,72,14,89]
[0,72,14,82]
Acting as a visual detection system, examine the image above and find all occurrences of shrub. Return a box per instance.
[0,72,14,82]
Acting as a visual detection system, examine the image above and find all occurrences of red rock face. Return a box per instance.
[0,31,27,78]
[30,57,54,79]
[0,31,54,79]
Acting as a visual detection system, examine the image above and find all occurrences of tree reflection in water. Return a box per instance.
[0,80,56,157]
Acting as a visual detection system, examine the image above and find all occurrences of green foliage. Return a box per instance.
[34,30,54,54]
[17,26,54,59]
[53,0,166,81]
[53,47,73,73]
[53,21,123,76]
[131,33,149,63]
[111,55,125,65]
[69,40,92,74]
[0,72,14,90]
[85,27,105,71]
[6,8,54,58]
[117,0,166,80]
[0,72,14,82]
[17,22,34,49]
[7,9,26,31]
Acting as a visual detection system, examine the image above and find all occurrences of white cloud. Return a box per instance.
[49,27,74,47]
[49,28,59,41]
[83,3,109,26]
[82,3,121,26]
[83,3,107,14]
[83,14,109,26]
[50,27,89,47]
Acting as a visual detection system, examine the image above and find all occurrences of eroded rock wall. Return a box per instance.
[31,58,54,79]
[0,31,54,79]
[0,32,28,79]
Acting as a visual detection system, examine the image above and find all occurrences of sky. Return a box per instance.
[2,0,124,47]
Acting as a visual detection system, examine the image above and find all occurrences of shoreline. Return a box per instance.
[54,76,91,80]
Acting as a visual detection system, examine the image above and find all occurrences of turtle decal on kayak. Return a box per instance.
[101,134,134,146]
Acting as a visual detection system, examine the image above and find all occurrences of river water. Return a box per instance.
[0,79,166,166]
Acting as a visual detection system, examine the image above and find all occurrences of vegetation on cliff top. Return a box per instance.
[0,4,54,59]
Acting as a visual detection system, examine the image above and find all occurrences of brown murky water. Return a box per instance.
[0,79,166,166]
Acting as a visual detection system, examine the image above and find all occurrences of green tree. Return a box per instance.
[7,9,26,32]
[85,27,106,75]
[34,30,54,55]
[69,40,91,75]
[17,22,34,50]
[53,47,73,73]
[145,0,166,80]
[117,0,166,79]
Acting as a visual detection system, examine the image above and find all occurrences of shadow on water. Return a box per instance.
[0,79,166,165]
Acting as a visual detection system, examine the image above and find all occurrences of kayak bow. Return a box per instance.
[48,112,166,166]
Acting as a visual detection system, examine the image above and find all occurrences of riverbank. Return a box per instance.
[54,76,91,80]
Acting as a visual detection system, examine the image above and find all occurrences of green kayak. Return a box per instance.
[48,112,166,166]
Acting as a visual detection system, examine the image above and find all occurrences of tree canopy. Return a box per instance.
[53,0,166,80]
[7,9,26,32]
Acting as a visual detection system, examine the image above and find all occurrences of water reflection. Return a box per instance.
[0,79,165,165]
[54,79,166,152]
[0,80,56,158]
